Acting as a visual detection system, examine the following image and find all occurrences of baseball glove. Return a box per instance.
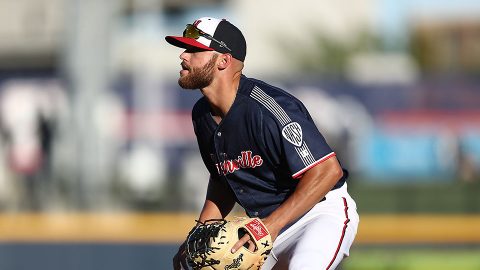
[185,217,272,270]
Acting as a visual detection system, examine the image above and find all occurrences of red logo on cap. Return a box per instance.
[245,219,269,241]
[193,20,201,27]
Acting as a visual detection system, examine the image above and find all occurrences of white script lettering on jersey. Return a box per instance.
[215,151,263,175]
[282,122,303,147]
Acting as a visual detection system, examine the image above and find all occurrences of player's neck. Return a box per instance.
[202,72,241,122]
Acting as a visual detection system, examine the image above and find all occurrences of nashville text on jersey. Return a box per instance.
[215,151,263,175]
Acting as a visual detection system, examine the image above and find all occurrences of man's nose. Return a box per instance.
[179,50,188,60]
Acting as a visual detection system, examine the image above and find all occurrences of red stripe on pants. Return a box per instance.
[326,197,350,270]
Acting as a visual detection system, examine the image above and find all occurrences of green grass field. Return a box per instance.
[341,248,480,270]
[348,180,480,214]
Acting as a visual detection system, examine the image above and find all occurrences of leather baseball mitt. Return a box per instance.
[185,217,272,270]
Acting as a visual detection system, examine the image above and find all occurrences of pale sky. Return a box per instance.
[378,0,480,45]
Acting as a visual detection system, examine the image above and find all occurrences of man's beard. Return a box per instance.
[178,54,217,89]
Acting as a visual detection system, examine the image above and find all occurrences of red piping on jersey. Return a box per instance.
[326,197,350,270]
[292,152,336,179]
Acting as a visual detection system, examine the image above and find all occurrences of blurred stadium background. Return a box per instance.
[0,0,479,269]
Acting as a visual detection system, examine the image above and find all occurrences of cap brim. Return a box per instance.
[165,36,214,51]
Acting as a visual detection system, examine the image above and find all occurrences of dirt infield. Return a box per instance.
[1,213,479,244]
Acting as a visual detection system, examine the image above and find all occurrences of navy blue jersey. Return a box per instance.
[192,75,347,218]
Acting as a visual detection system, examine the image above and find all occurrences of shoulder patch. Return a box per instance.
[251,86,315,167]
[282,122,303,147]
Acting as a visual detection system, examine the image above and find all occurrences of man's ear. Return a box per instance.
[217,53,233,70]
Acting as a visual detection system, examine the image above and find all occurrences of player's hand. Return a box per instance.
[230,232,256,253]
[230,218,279,254]
[261,218,280,243]
[173,241,188,270]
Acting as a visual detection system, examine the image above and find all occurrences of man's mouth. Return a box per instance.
[180,63,190,76]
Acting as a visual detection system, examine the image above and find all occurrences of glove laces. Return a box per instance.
[186,219,228,269]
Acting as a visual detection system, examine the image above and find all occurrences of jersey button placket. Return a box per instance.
[213,127,223,168]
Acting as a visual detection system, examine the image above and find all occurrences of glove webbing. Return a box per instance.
[186,219,228,269]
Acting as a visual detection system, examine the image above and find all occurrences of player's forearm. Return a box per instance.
[198,199,235,223]
[198,178,236,222]
[198,199,225,222]
[263,157,343,237]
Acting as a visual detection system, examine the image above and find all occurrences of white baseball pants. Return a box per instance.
[262,183,359,270]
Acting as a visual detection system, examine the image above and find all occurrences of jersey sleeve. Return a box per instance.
[254,88,336,179]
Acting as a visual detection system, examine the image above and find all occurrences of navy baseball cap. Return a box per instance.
[165,17,247,62]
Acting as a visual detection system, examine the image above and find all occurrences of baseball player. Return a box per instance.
[166,17,359,269]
